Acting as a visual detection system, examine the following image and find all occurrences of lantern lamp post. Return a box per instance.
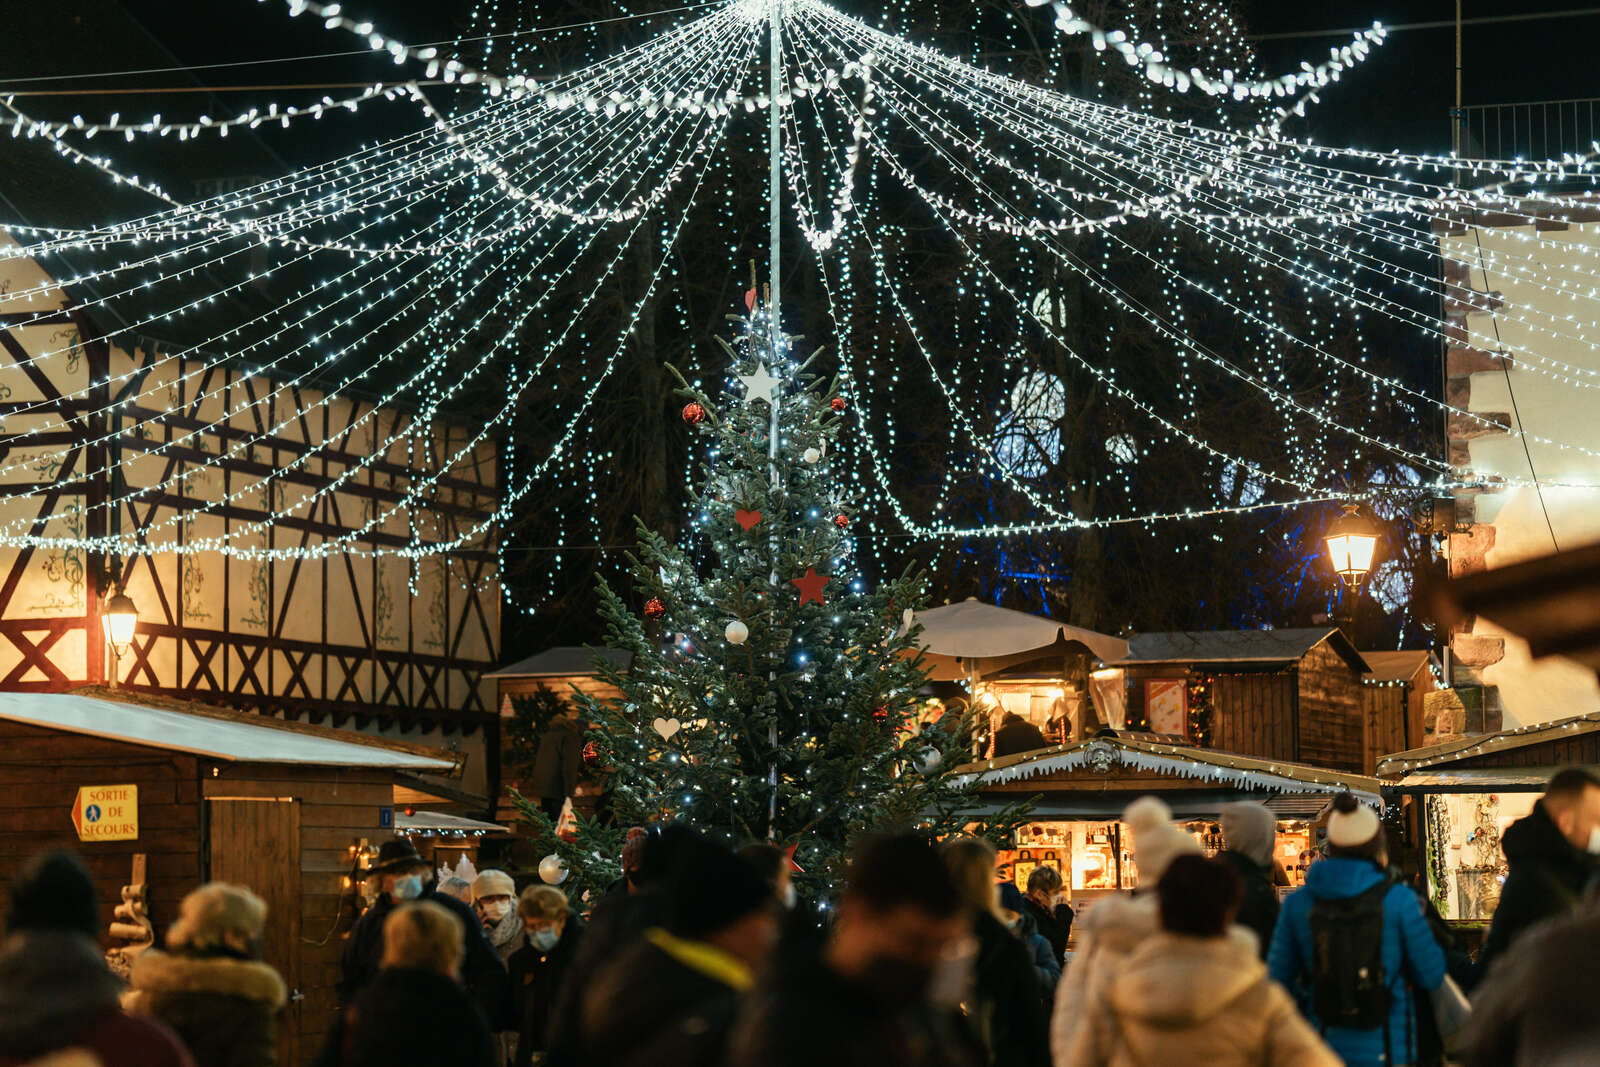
[101,585,138,689]
[1324,504,1380,587]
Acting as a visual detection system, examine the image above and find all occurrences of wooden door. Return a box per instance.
[209,798,302,1067]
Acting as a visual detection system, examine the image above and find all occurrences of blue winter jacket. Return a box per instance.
[1268,858,1445,1067]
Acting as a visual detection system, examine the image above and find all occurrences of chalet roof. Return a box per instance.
[954,733,1381,803]
[1116,627,1369,672]
[485,646,632,679]
[395,810,508,835]
[1361,650,1435,684]
[908,600,1129,664]
[0,691,455,772]
[1376,710,1600,779]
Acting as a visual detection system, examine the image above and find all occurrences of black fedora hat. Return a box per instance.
[370,838,428,875]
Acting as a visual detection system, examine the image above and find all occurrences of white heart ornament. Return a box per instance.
[652,716,682,740]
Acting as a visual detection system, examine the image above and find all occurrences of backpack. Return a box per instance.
[1308,877,1392,1032]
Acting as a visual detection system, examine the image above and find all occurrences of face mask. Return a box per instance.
[530,928,561,952]
[481,900,512,922]
[782,885,798,911]
[859,957,937,1012]
[391,875,424,902]
[1588,826,1600,855]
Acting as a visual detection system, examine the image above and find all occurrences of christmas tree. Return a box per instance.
[518,294,1020,902]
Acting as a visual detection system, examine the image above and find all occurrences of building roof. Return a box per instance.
[484,646,632,679]
[1376,710,1600,779]
[395,810,508,835]
[955,733,1381,803]
[907,600,1129,664]
[1115,627,1369,672]
[1361,650,1435,684]
[0,691,456,771]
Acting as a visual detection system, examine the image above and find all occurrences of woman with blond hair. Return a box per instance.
[939,836,1048,1067]
[128,882,285,1067]
[313,901,497,1067]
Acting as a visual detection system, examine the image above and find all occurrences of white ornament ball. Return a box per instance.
[725,620,749,645]
[803,447,822,464]
[915,747,943,775]
[538,854,569,885]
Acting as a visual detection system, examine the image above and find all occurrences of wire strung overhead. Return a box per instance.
[2,0,1599,576]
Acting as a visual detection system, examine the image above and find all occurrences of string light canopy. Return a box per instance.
[0,0,1597,612]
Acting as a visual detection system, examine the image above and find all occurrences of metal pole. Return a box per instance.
[766,0,783,840]
[1452,0,1462,164]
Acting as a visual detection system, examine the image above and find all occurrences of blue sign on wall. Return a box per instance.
[378,807,393,829]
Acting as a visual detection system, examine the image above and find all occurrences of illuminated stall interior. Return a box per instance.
[961,733,1379,903]
[1379,710,1600,923]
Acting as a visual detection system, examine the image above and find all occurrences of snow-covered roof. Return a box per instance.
[1115,628,1367,671]
[908,600,1129,664]
[395,810,509,834]
[955,733,1381,804]
[0,691,455,771]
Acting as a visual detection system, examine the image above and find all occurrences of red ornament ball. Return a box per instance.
[833,514,849,530]
[682,402,707,425]
[872,704,889,723]
[582,741,599,767]
[643,597,666,620]
[830,397,848,412]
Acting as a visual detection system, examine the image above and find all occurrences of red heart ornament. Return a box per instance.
[734,509,763,531]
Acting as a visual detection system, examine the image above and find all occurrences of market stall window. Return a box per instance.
[1425,791,1537,920]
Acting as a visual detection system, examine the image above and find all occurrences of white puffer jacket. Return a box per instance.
[1059,928,1339,1067]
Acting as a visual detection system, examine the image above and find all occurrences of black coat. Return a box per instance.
[542,888,669,1067]
[965,911,1050,1067]
[1019,895,1074,963]
[1476,801,1597,982]
[313,968,498,1067]
[1217,849,1279,961]
[531,718,583,801]
[336,887,512,1028]
[727,948,979,1067]
[991,718,1048,758]
[129,950,286,1067]
[576,933,747,1067]
[507,915,584,1067]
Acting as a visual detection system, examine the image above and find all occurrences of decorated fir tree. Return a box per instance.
[520,296,1019,901]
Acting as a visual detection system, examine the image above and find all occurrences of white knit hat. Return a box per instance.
[471,869,515,901]
[1325,794,1382,849]
[1123,796,1202,885]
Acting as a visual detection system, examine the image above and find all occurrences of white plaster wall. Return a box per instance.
[1443,219,1600,726]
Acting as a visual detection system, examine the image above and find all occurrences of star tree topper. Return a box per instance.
[737,364,781,405]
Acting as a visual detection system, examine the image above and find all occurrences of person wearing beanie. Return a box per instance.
[0,849,195,1067]
[727,833,980,1067]
[574,829,779,1067]
[471,869,524,964]
[126,883,286,1067]
[1061,855,1339,1067]
[1049,796,1202,1065]
[1218,801,1281,960]
[1268,793,1446,1067]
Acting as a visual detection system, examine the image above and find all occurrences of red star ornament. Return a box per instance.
[790,567,829,606]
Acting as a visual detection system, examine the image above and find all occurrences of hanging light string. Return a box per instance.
[0,16,734,448]
[0,19,755,556]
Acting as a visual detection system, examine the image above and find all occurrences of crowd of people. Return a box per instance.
[0,764,1596,1067]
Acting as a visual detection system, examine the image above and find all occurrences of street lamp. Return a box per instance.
[101,585,138,689]
[1323,504,1380,587]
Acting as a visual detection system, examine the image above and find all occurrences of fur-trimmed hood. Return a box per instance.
[130,949,287,1010]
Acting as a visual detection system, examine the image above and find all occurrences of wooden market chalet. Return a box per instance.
[910,600,1433,900]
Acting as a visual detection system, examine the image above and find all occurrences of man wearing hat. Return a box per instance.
[338,839,512,1029]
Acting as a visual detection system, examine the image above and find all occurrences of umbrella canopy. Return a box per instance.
[908,600,1129,669]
